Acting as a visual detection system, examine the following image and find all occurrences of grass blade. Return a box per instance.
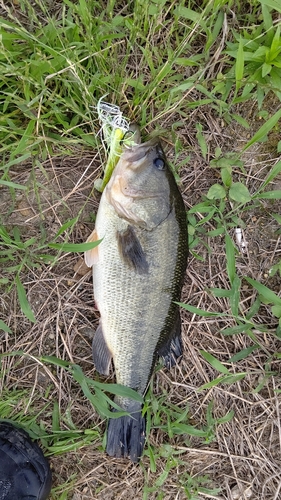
[259,0,281,14]
[92,381,143,403]
[0,180,27,190]
[0,153,32,171]
[177,302,228,317]
[260,159,281,189]
[0,320,12,333]
[15,276,36,323]
[235,37,244,92]
[200,351,230,374]
[196,123,207,160]
[10,120,36,159]
[225,233,236,285]
[54,218,79,238]
[49,241,102,252]
[229,275,241,317]
[199,373,247,390]
[169,423,207,437]
[254,190,281,199]
[245,277,281,305]
[221,324,251,335]
[243,108,281,151]
[228,345,259,363]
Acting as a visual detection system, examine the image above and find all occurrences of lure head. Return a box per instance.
[95,125,142,193]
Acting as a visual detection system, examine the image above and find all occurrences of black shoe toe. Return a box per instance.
[0,421,52,500]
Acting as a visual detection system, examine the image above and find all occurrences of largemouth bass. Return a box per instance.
[85,137,188,462]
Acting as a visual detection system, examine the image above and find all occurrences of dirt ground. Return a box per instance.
[1,101,281,500]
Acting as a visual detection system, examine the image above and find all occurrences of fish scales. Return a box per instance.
[85,137,188,462]
[94,204,183,403]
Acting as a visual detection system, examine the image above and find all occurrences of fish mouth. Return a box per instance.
[122,138,162,164]
[124,189,162,199]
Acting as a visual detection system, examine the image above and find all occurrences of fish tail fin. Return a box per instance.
[106,410,146,463]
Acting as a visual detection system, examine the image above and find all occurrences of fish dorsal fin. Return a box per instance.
[92,323,112,376]
[84,228,99,267]
[116,225,148,274]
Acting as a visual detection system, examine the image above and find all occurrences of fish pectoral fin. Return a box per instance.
[92,324,112,376]
[117,225,148,274]
[158,310,183,369]
[84,228,99,267]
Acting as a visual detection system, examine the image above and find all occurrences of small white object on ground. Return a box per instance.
[235,227,248,253]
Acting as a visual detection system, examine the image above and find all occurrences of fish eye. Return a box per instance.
[153,157,165,170]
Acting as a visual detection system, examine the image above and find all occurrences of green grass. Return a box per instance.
[1,0,281,498]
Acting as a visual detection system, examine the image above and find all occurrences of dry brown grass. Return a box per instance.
[1,99,281,500]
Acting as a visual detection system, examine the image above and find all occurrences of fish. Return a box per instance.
[84,136,188,462]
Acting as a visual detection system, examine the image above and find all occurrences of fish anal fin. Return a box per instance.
[158,310,183,369]
[84,228,99,267]
[117,225,148,274]
[92,323,112,376]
